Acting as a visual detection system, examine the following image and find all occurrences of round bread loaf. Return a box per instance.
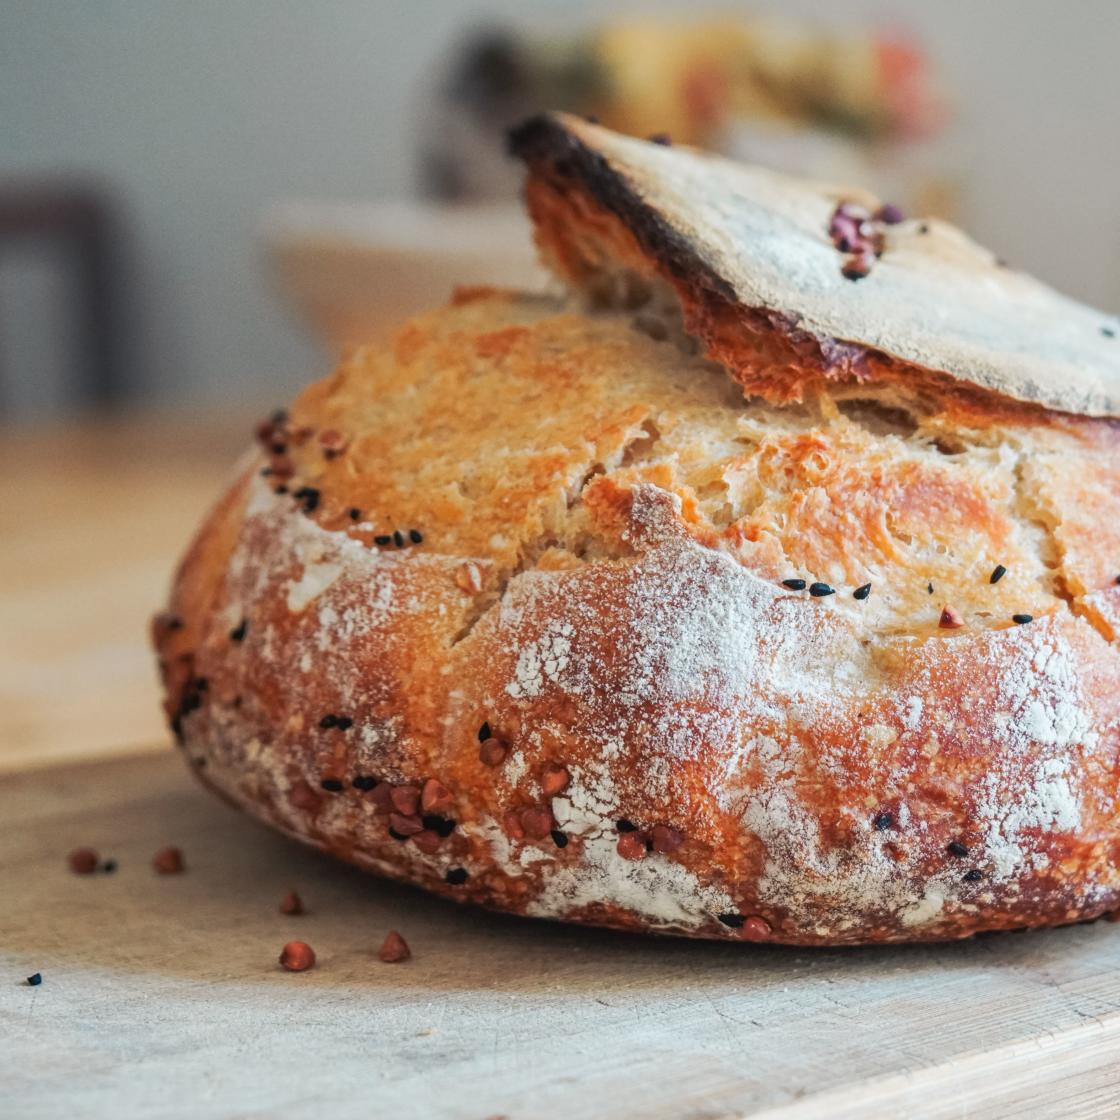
[154,114,1120,944]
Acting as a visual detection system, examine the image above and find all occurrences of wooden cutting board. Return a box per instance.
[3,751,1120,1119]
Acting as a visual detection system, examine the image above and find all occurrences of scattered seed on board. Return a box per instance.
[152,846,184,875]
[68,848,99,874]
[279,941,315,972]
[279,891,304,915]
[378,930,411,963]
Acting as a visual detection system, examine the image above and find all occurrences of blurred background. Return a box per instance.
[2,0,1118,766]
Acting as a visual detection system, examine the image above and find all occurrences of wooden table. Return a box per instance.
[0,409,251,770]
[3,415,1120,1118]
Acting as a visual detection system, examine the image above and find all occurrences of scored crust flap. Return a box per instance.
[509,111,1120,418]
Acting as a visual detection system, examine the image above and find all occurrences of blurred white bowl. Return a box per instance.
[261,200,546,350]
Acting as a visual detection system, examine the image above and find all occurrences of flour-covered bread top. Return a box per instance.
[510,111,1120,417]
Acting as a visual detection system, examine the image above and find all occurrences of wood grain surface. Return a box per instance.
[4,751,1120,1119]
[0,410,253,769]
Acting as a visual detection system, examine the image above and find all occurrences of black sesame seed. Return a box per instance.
[423,814,456,837]
[260,467,273,477]
[616,819,637,833]
[334,716,353,731]
[551,829,569,848]
[374,535,392,546]
[320,778,344,792]
[927,582,934,595]
[947,841,970,858]
[293,486,320,513]
[409,529,423,544]
[26,973,42,986]
[393,530,405,548]
[229,618,248,642]
[352,775,378,791]
[274,485,288,495]
[445,867,469,885]
[918,223,930,234]
[781,578,807,591]
[990,564,1007,584]
[165,617,184,631]
[873,812,894,832]
[318,714,338,729]
[478,722,492,742]
[809,582,835,597]
[349,508,362,520]
[718,913,745,928]
[101,859,118,873]
[648,132,671,146]
[853,583,872,601]
[963,868,984,882]
[1012,613,1033,625]
[1103,326,1117,338]
[388,828,409,842]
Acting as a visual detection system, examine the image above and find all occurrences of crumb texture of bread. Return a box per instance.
[155,290,1120,944]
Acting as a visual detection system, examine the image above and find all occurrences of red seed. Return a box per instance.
[280,941,315,971]
[368,784,393,813]
[279,891,304,915]
[289,780,323,814]
[389,812,424,836]
[741,916,772,942]
[479,738,507,767]
[521,806,555,840]
[939,605,965,630]
[540,763,570,797]
[378,930,411,963]
[68,847,99,875]
[412,829,442,854]
[152,846,184,874]
[318,428,349,458]
[650,825,683,854]
[617,832,647,861]
[420,778,454,814]
[390,785,421,816]
[841,252,874,280]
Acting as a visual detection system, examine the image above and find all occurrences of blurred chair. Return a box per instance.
[0,180,125,413]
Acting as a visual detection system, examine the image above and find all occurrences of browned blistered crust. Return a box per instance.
[155,288,1120,945]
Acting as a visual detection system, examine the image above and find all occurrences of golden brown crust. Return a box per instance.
[509,112,1120,419]
[155,293,1120,944]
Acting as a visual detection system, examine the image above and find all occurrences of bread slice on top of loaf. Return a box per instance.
[154,112,1120,945]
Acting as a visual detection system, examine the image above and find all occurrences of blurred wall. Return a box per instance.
[1,0,1118,418]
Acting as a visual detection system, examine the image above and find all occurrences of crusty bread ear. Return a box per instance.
[510,111,1120,418]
